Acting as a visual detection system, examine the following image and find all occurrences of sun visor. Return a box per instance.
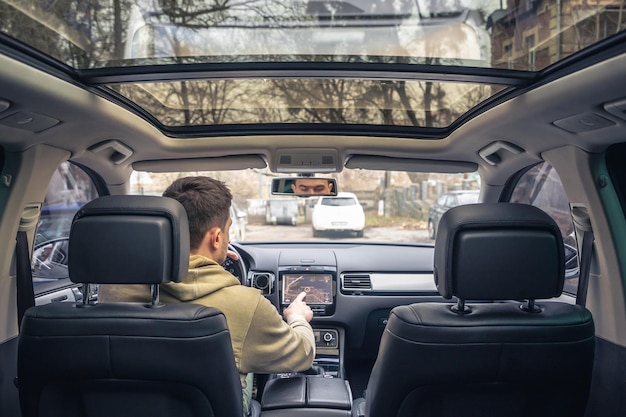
[346,155,477,173]
[133,155,267,172]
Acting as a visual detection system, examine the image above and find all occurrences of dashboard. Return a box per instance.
[230,241,443,370]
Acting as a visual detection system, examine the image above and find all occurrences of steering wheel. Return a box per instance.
[221,244,248,285]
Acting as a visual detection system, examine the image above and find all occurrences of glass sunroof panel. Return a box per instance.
[108,78,505,127]
[1,1,624,72]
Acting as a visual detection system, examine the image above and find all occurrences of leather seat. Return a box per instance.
[362,203,595,417]
[17,195,244,417]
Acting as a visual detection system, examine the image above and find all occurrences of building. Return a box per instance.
[488,0,625,70]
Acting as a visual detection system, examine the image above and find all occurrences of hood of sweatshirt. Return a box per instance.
[160,254,241,302]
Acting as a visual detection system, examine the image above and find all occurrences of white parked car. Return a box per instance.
[312,192,365,237]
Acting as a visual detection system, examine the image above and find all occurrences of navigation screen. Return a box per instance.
[282,273,333,305]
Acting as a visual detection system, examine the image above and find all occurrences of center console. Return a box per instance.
[278,265,342,378]
[262,326,351,416]
[260,376,352,417]
[262,327,350,416]
[312,328,342,378]
[260,265,351,415]
[255,251,352,415]
[273,327,344,379]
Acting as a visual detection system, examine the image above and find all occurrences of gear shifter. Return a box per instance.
[302,365,326,376]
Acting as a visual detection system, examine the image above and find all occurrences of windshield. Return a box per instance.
[2,1,623,131]
[130,168,480,244]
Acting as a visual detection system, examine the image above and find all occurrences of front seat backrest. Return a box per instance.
[17,195,243,417]
[364,203,595,417]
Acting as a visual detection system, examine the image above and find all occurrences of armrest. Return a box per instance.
[262,377,307,409]
[262,377,352,411]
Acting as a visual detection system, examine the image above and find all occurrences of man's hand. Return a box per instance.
[227,249,239,261]
[283,291,313,322]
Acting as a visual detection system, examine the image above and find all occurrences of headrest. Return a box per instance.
[434,203,565,300]
[68,195,190,285]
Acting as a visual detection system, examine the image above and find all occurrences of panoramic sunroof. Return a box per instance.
[109,78,504,128]
[2,0,624,71]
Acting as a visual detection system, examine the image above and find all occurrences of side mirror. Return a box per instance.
[32,237,70,281]
[564,243,580,279]
[271,177,338,197]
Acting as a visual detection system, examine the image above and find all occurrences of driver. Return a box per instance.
[98,176,315,415]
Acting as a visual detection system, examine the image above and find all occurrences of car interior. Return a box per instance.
[1,1,626,416]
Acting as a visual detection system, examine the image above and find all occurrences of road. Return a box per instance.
[243,224,433,244]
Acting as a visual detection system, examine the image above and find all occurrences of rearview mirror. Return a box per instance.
[271,177,338,197]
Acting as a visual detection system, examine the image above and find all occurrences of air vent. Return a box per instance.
[250,272,274,295]
[342,274,372,291]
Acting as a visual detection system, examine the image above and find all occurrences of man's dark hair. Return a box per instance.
[163,176,232,250]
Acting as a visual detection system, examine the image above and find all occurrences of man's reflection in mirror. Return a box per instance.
[291,178,334,195]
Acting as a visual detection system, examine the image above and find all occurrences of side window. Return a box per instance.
[509,162,579,295]
[32,162,100,300]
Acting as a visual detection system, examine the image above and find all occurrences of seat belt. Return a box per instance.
[16,230,35,329]
[572,206,593,306]
[15,204,41,330]
[576,229,594,306]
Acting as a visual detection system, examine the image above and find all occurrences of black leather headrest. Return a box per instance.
[68,195,190,285]
[434,203,565,300]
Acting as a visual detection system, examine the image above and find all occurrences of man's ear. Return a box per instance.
[215,226,227,246]
[201,227,221,251]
